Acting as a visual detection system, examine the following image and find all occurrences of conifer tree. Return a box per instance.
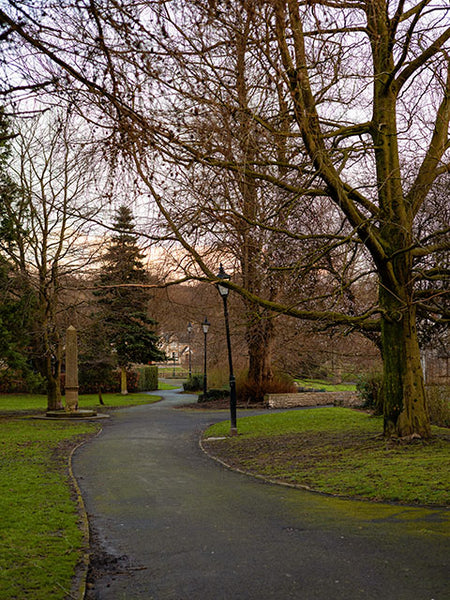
[95,205,164,394]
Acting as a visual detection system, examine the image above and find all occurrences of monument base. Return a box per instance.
[46,409,98,419]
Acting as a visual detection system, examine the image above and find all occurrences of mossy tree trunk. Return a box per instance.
[45,354,62,411]
[36,306,63,412]
[380,288,430,438]
[367,0,430,438]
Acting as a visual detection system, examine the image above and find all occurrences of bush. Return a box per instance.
[78,359,117,394]
[426,385,450,427]
[124,369,139,393]
[183,374,204,392]
[356,370,383,414]
[136,365,158,391]
[78,367,139,394]
[0,369,46,394]
[198,388,229,403]
[237,371,297,404]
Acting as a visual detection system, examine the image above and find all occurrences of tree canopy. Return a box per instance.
[0,1,448,436]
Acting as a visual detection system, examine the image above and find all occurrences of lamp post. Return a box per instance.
[187,322,193,378]
[202,317,210,398]
[216,264,237,435]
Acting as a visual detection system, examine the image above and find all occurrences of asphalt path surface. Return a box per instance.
[73,386,450,600]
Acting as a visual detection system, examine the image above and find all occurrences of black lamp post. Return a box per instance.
[202,317,210,397]
[216,264,237,435]
[187,322,193,378]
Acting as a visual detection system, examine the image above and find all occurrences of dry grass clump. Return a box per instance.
[427,385,450,427]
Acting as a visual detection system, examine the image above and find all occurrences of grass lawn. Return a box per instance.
[203,407,450,506]
[295,378,356,391]
[0,417,100,599]
[0,391,162,598]
[0,391,162,413]
[158,381,180,390]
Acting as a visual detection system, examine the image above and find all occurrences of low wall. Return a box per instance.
[264,391,361,409]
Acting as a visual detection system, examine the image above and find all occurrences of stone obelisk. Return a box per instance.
[65,325,79,412]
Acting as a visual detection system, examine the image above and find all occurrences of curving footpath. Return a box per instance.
[73,387,450,600]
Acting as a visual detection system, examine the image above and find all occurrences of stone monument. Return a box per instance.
[65,325,79,412]
[46,325,97,418]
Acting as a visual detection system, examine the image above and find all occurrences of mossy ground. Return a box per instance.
[203,407,450,506]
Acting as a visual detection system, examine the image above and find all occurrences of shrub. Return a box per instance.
[356,370,383,414]
[237,371,297,404]
[78,359,117,394]
[0,370,46,394]
[426,385,450,427]
[124,369,139,393]
[78,367,139,394]
[183,373,204,392]
[198,388,229,403]
[136,365,158,391]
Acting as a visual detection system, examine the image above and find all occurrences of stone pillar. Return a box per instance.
[65,325,79,412]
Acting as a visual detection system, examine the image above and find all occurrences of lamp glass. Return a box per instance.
[216,264,230,297]
[217,283,229,297]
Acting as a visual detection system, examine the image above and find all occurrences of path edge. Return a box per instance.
[68,428,103,600]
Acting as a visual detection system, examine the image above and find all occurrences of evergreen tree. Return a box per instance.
[95,205,164,394]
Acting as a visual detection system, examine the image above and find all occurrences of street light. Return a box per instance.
[202,317,210,398]
[216,264,237,435]
[187,322,193,378]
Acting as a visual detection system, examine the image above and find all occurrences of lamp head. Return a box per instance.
[202,317,210,334]
[216,263,230,297]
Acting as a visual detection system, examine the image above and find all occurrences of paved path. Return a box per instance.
[73,387,449,600]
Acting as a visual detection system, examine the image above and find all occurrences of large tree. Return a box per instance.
[1,1,448,436]
[94,205,164,394]
[1,110,101,409]
[0,108,38,388]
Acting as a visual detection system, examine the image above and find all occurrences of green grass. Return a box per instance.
[203,407,450,506]
[158,381,180,390]
[206,406,373,437]
[295,378,356,391]
[0,392,162,413]
[0,417,100,599]
[0,390,164,597]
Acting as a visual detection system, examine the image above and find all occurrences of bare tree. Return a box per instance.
[3,109,102,410]
[1,1,448,436]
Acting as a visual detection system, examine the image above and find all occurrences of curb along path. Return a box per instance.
[73,388,449,600]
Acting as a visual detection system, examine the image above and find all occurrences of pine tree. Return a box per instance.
[95,205,164,394]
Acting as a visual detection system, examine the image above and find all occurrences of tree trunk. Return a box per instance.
[246,316,274,387]
[120,365,128,395]
[45,354,62,411]
[98,385,105,405]
[380,287,430,438]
